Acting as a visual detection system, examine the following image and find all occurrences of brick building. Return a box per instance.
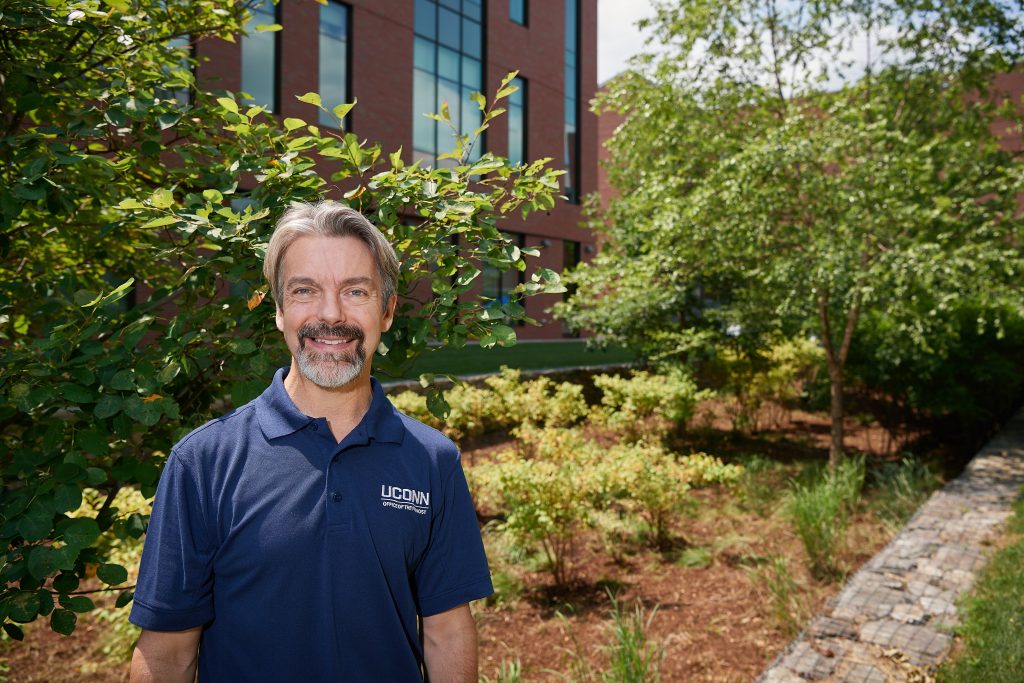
[193,0,598,339]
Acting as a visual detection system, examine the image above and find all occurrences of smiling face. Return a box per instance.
[275,235,396,390]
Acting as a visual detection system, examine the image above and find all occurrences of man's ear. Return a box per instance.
[275,305,284,332]
[381,295,397,333]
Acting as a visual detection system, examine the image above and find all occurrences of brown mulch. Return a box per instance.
[0,404,914,682]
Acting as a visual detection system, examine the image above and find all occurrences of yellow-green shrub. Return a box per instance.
[715,336,823,431]
[592,367,711,441]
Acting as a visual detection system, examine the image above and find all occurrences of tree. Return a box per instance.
[558,0,1024,466]
[0,0,563,638]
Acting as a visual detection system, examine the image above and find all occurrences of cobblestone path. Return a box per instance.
[757,407,1024,683]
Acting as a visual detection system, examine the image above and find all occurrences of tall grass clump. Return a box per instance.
[786,460,864,579]
[745,556,806,635]
[869,456,936,532]
[603,596,664,683]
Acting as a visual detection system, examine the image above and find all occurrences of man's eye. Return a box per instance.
[293,288,313,296]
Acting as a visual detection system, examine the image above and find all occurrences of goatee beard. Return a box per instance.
[296,322,366,388]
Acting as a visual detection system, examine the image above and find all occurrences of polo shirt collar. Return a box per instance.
[256,367,404,445]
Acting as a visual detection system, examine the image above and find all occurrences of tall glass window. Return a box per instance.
[319,2,350,127]
[413,0,484,165]
[563,0,580,202]
[241,0,278,112]
[507,76,526,165]
[510,0,527,25]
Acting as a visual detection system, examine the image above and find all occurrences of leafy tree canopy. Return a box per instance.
[0,0,563,638]
[558,0,1024,464]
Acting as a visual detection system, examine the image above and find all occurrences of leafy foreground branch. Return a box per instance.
[1,1,564,638]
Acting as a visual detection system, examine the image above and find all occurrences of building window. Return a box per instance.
[413,0,484,166]
[563,0,580,203]
[319,1,351,127]
[510,0,527,25]
[507,76,526,165]
[562,239,581,336]
[241,0,278,112]
[482,233,525,312]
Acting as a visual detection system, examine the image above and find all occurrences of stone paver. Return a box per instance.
[757,407,1024,682]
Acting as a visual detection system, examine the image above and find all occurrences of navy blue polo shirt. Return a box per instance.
[130,369,493,681]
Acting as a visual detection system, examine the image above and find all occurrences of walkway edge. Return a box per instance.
[756,407,1024,683]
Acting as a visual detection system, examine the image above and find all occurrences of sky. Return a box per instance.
[597,0,658,84]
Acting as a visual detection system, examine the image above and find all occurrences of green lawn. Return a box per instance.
[381,339,637,380]
[937,489,1024,682]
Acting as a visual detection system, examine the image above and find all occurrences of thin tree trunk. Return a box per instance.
[817,288,860,470]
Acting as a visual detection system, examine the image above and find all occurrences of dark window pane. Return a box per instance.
[439,0,459,10]
[462,17,481,58]
[510,0,526,24]
[414,36,436,73]
[438,7,460,49]
[414,68,437,153]
[438,46,460,81]
[319,2,349,127]
[464,0,482,21]
[461,56,481,88]
[415,0,436,39]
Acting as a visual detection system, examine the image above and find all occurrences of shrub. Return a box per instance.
[593,367,709,441]
[484,366,589,429]
[712,336,824,431]
[469,437,604,585]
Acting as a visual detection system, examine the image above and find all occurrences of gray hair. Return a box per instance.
[264,201,399,311]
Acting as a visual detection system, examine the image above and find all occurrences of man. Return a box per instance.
[129,202,493,682]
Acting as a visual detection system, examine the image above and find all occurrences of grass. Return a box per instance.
[379,340,637,380]
[936,491,1024,683]
[557,593,664,683]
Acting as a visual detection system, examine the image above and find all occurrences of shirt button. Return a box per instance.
[311,423,318,431]
[331,491,341,502]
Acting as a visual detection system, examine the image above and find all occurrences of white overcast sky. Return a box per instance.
[597,0,659,84]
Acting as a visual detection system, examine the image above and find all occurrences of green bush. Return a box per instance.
[592,367,710,441]
[712,337,824,431]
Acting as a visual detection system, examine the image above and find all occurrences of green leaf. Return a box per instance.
[52,484,82,514]
[18,512,52,543]
[60,383,94,403]
[426,389,451,420]
[50,609,76,636]
[52,572,80,594]
[77,428,109,456]
[117,198,146,210]
[150,188,174,209]
[61,518,100,550]
[296,92,322,107]
[115,590,135,609]
[27,547,62,580]
[96,563,128,586]
[94,394,122,419]
[3,622,25,641]
[332,100,356,120]
[123,395,161,426]
[7,591,40,623]
[109,370,135,391]
[203,189,224,203]
[491,324,517,347]
[60,596,94,614]
[216,96,239,114]
[142,216,179,229]
[86,467,108,485]
[283,117,306,131]
[255,23,282,32]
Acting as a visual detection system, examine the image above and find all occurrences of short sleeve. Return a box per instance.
[413,457,493,616]
[129,451,216,631]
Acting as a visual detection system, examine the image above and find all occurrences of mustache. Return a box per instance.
[298,322,365,348]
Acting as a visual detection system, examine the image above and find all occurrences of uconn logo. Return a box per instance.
[380,485,430,515]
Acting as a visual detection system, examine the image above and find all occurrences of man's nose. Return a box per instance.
[317,292,348,323]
